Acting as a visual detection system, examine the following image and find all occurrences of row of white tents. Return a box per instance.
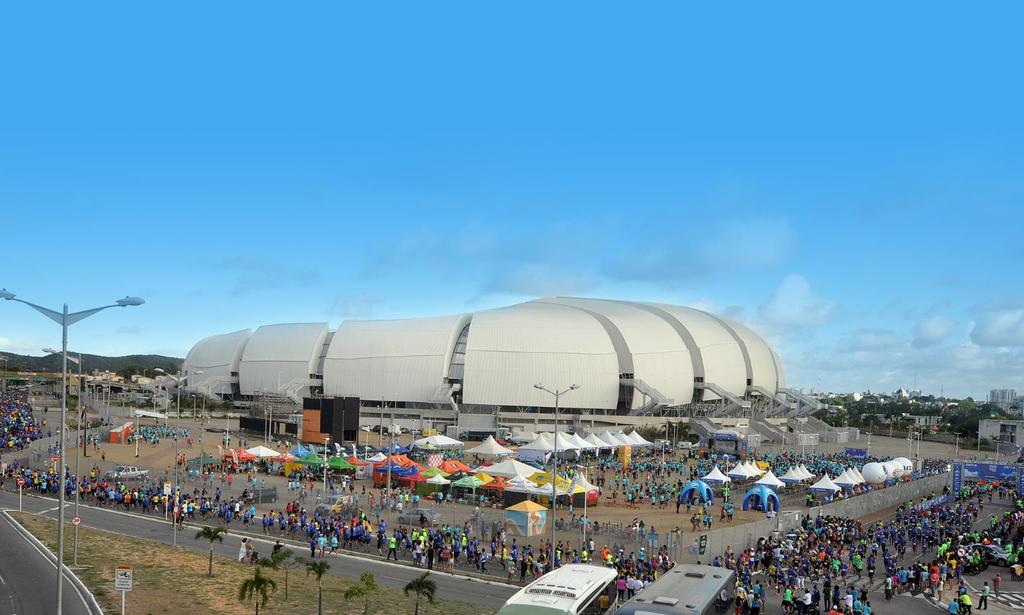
[513,430,654,452]
[699,462,870,492]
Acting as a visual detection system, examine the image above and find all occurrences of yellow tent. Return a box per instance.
[755,461,770,470]
[506,499,547,512]
[528,471,587,494]
[473,471,495,485]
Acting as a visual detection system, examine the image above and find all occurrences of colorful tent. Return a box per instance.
[439,459,473,474]
[742,484,780,511]
[420,467,450,478]
[345,456,369,466]
[473,471,495,485]
[504,499,548,537]
[234,449,257,462]
[298,453,324,467]
[327,457,356,471]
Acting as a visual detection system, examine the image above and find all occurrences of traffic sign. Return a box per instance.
[115,565,133,591]
[72,516,81,526]
[16,477,25,488]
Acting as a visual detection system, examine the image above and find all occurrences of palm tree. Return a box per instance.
[343,571,379,615]
[259,548,299,601]
[303,558,331,615]
[238,566,277,615]
[194,526,228,577]
[404,572,437,615]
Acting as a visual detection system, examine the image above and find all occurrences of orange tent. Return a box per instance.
[234,449,257,462]
[346,456,369,466]
[440,460,473,474]
[480,476,507,491]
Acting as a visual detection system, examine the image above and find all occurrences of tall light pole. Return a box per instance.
[954,432,961,458]
[45,347,86,566]
[155,368,188,547]
[1,289,143,615]
[0,354,8,393]
[533,382,579,567]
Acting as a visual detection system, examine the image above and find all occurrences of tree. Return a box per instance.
[259,548,300,601]
[194,526,228,577]
[404,572,437,615]
[343,571,379,615]
[303,558,331,615]
[238,566,277,615]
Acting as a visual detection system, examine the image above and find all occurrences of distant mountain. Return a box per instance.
[0,352,182,376]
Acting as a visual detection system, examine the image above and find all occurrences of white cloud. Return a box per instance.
[758,274,836,328]
[912,316,955,348]
[971,307,1024,347]
[328,293,385,318]
[849,329,905,351]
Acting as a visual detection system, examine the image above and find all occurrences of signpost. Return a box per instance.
[17,477,24,511]
[71,516,81,526]
[698,534,708,556]
[115,565,132,615]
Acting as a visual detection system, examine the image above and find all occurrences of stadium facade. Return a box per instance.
[183,297,798,420]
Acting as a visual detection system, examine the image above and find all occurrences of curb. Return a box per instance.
[1,510,105,615]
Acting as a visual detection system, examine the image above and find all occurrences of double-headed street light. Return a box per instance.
[44,347,87,567]
[154,368,189,546]
[1,289,143,615]
[533,382,579,568]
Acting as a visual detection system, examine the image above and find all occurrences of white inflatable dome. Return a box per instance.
[861,462,886,484]
[893,457,913,477]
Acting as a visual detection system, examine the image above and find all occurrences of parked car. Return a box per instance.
[103,465,149,480]
[397,508,442,526]
[970,543,1012,567]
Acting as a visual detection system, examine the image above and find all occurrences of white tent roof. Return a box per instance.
[810,474,841,492]
[245,445,282,458]
[850,467,866,483]
[779,467,804,483]
[568,432,598,450]
[413,434,464,449]
[518,434,554,452]
[833,469,858,487]
[426,474,451,485]
[796,464,814,480]
[505,474,538,489]
[132,409,168,420]
[755,470,786,489]
[584,433,613,449]
[626,430,653,447]
[465,435,514,457]
[574,471,599,492]
[744,461,765,475]
[727,463,757,479]
[596,432,623,447]
[477,458,540,479]
[367,452,387,462]
[603,431,632,446]
[510,431,537,443]
[701,466,731,483]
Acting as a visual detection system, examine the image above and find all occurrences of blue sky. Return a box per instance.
[1,3,1022,399]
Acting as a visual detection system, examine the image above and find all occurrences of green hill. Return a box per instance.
[0,352,182,378]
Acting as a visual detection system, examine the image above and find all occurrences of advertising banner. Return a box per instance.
[845,448,868,459]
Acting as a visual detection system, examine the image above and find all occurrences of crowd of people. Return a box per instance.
[0,392,43,451]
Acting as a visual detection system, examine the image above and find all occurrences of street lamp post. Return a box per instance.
[44,348,85,566]
[533,383,579,569]
[155,369,188,547]
[323,436,330,498]
[0,354,8,393]
[1,289,143,615]
[954,432,961,458]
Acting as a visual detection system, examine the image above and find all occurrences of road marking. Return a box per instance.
[0,572,6,584]
[0,512,95,613]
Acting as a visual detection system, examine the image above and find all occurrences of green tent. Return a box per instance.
[452,475,484,489]
[327,456,355,471]
[421,467,450,478]
[298,453,325,467]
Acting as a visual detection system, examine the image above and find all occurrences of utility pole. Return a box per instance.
[533,383,580,569]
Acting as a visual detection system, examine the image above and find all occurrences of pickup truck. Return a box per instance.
[103,465,150,480]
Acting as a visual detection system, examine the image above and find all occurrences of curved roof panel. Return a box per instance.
[323,313,471,402]
[644,303,748,400]
[537,298,694,408]
[723,317,780,393]
[239,323,329,398]
[183,329,251,397]
[462,302,619,409]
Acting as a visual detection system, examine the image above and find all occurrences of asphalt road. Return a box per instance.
[0,512,93,615]
[0,490,517,609]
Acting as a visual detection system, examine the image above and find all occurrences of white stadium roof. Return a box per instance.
[185,297,784,411]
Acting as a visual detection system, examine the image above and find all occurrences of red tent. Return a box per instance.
[235,449,257,462]
[440,460,473,474]
[346,456,370,466]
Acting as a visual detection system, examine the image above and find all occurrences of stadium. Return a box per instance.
[183,297,832,445]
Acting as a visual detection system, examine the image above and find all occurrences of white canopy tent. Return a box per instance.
[476,458,541,479]
[245,445,282,459]
[597,432,623,448]
[809,474,841,492]
[426,474,451,485]
[779,467,804,484]
[413,434,464,449]
[510,431,538,444]
[850,467,867,483]
[701,466,732,484]
[465,435,514,457]
[505,474,538,489]
[727,463,757,480]
[744,461,765,476]
[796,464,814,480]
[755,470,786,489]
[625,431,653,447]
[585,433,614,449]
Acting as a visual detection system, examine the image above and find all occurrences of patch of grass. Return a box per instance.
[10,513,493,615]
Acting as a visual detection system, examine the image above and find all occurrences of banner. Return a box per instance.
[845,448,868,459]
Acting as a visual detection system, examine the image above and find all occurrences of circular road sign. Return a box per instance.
[72,516,81,526]
[17,477,25,487]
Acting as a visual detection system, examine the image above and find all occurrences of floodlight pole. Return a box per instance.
[0,289,143,615]
[534,383,579,569]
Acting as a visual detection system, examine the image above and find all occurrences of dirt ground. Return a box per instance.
[11,512,491,615]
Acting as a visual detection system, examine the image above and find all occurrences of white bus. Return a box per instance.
[496,564,619,615]
[616,564,734,615]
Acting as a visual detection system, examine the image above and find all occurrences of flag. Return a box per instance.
[568,468,580,494]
